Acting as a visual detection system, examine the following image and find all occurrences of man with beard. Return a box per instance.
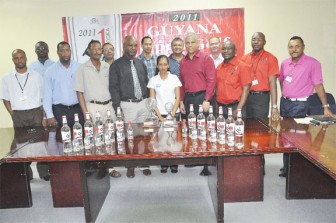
[0,49,46,180]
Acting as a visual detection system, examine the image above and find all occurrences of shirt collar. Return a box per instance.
[290,53,307,65]
[186,50,201,60]
[223,56,239,66]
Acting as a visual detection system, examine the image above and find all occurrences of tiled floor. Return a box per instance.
[0,154,335,223]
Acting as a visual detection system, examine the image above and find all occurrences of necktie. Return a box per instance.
[130,60,142,99]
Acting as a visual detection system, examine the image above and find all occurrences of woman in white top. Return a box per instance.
[147,55,182,173]
[147,55,182,122]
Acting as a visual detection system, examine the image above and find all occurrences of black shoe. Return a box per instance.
[127,168,135,178]
[170,166,178,173]
[41,176,50,181]
[161,166,168,173]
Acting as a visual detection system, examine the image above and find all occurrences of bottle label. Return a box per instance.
[84,127,93,137]
[73,129,82,139]
[235,125,244,135]
[228,123,235,133]
[116,121,124,131]
[61,131,71,141]
[97,125,104,135]
[188,118,196,128]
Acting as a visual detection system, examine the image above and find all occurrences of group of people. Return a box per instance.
[1,31,334,180]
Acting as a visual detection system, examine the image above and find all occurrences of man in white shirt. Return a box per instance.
[208,36,224,68]
[0,49,47,180]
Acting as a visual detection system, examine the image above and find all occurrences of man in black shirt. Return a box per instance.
[109,35,151,178]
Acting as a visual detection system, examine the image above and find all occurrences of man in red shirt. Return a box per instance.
[216,40,251,117]
[179,32,216,176]
[241,32,280,119]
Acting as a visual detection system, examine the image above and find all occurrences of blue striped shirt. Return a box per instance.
[169,54,184,77]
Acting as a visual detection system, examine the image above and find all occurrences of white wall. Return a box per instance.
[0,0,335,127]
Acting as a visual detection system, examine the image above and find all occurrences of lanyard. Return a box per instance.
[251,51,264,79]
[15,73,29,93]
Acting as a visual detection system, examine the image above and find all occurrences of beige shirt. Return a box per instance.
[74,59,111,102]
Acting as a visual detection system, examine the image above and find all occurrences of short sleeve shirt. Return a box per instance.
[147,72,182,115]
[241,50,279,91]
[0,69,43,110]
[73,60,111,101]
[216,57,252,104]
[279,54,323,98]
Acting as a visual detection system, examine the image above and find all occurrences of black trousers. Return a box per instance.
[52,104,84,128]
[182,91,216,119]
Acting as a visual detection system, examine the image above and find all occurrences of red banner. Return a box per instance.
[63,8,244,62]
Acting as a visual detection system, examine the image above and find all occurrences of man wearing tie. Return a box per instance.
[109,35,150,178]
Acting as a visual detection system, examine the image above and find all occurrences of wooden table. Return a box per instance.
[0,119,296,222]
[259,118,336,199]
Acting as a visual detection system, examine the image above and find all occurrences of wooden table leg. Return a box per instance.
[81,161,110,223]
[286,153,336,199]
[209,157,224,223]
[0,162,32,208]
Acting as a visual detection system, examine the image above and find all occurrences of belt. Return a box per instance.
[89,99,112,105]
[249,91,270,95]
[53,103,79,109]
[121,97,145,103]
[185,90,206,97]
[220,100,239,107]
[13,106,41,112]
[283,96,308,102]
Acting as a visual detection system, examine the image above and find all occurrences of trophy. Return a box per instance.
[143,97,159,128]
[163,102,175,131]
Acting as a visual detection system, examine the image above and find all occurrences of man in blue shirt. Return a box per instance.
[168,37,185,77]
[137,36,158,79]
[29,41,54,76]
[43,41,83,127]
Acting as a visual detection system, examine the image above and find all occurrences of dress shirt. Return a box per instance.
[29,59,54,76]
[0,69,43,110]
[109,55,149,111]
[137,52,158,79]
[216,57,251,104]
[168,54,184,77]
[210,54,224,68]
[279,54,323,98]
[180,50,216,101]
[73,60,111,102]
[241,50,279,91]
[43,60,80,118]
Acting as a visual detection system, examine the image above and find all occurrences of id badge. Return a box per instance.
[285,76,292,82]
[252,79,259,86]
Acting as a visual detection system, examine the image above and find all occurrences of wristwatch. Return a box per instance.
[322,104,330,108]
[272,105,278,109]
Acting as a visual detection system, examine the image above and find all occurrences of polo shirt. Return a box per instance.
[180,50,216,101]
[279,54,323,98]
[0,69,43,110]
[216,57,252,104]
[73,60,111,102]
[147,72,182,115]
[241,50,279,91]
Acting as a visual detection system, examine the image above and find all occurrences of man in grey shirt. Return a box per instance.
[109,35,151,178]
